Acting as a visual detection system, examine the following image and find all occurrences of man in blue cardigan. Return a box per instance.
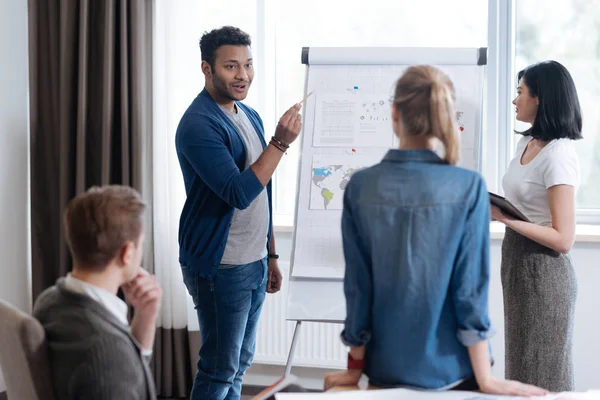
[175,26,302,400]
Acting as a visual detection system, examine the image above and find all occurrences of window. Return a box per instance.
[515,0,600,215]
[161,0,599,226]
[271,0,488,225]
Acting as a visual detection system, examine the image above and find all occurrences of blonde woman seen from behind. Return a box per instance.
[324,65,547,396]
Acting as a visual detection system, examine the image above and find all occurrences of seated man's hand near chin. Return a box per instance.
[121,269,162,351]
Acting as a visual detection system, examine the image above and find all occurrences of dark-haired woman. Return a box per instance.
[491,60,582,392]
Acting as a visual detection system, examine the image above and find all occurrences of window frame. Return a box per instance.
[267,0,600,227]
[499,0,600,224]
[485,0,515,197]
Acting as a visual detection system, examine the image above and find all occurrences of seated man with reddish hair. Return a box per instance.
[34,185,160,400]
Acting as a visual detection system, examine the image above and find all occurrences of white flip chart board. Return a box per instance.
[287,47,486,322]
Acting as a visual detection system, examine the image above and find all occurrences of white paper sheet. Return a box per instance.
[291,64,484,280]
[275,388,598,400]
[291,211,345,279]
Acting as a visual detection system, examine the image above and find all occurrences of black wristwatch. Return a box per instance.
[268,253,279,260]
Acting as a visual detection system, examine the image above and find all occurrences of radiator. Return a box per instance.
[253,262,348,369]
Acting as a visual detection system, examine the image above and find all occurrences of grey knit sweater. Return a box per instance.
[33,279,156,400]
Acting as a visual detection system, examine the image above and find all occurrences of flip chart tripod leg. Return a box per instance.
[284,320,302,377]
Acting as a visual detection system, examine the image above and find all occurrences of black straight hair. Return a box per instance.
[199,26,251,71]
[516,60,583,141]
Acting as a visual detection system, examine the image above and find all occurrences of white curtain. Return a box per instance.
[152,0,269,331]
[152,0,203,336]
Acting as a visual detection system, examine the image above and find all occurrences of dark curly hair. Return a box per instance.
[199,26,252,71]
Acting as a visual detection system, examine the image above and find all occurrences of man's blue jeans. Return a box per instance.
[181,257,268,400]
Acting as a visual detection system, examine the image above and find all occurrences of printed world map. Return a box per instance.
[310,155,375,210]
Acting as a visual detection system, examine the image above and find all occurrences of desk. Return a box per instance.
[326,382,381,392]
[324,387,597,400]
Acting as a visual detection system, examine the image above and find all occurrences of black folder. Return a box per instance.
[489,192,530,222]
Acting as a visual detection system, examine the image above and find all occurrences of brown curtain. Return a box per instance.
[28,1,192,397]
[152,329,193,398]
[28,0,153,299]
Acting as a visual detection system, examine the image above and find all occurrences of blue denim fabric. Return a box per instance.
[182,257,268,400]
[341,149,494,389]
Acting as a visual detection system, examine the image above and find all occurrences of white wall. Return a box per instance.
[246,233,600,391]
[0,0,30,393]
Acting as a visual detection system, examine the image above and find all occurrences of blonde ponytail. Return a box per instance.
[429,79,460,165]
[393,65,460,165]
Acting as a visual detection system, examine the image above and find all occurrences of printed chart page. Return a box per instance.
[313,94,394,148]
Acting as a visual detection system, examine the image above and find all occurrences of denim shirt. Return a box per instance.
[341,149,494,390]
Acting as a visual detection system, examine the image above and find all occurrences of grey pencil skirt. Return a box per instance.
[501,227,577,392]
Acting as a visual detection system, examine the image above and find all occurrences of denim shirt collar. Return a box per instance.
[383,149,445,164]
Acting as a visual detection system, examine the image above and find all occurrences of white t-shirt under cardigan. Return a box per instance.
[502,135,580,226]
